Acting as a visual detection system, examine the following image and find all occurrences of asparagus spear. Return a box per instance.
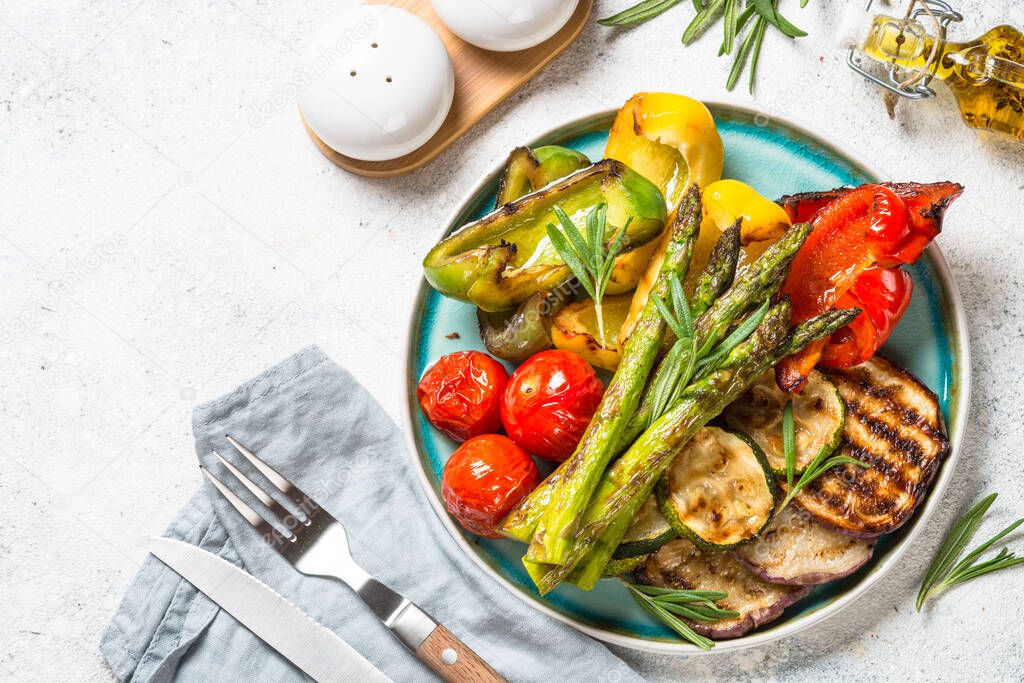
[523,185,704,564]
[691,220,741,315]
[570,305,863,589]
[532,299,793,594]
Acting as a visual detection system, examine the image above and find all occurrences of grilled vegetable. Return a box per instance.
[423,160,667,312]
[524,186,702,566]
[657,427,776,550]
[603,556,648,577]
[501,349,605,462]
[614,494,677,559]
[495,146,591,206]
[775,181,962,391]
[477,289,569,362]
[551,294,633,371]
[608,93,724,345]
[540,298,794,593]
[417,351,508,442]
[792,355,950,538]
[442,434,540,538]
[734,505,874,585]
[723,369,844,476]
[562,305,859,592]
[637,538,810,639]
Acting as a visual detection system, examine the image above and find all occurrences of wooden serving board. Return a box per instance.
[301,0,593,178]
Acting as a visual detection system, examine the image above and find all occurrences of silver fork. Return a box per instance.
[203,435,506,683]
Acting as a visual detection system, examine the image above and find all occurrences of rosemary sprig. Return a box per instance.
[599,0,810,94]
[546,204,630,348]
[917,493,1024,610]
[779,399,869,509]
[649,276,697,423]
[621,580,738,650]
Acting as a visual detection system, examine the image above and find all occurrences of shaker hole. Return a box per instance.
[385,75,393,83]
[350,70,357,77]
[371,42,379,48]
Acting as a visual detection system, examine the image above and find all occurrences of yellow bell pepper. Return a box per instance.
[687,179,792,290]
[607,93,724,347]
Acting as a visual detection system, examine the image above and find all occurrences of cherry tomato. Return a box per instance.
[501,349,604,461]
[417,351,508,442]
[441,434,539,538]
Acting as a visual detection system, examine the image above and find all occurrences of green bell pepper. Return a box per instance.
[495,145,591,206]
[423,160,667,312]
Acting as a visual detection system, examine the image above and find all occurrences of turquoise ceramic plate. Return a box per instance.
[403,104,969,654]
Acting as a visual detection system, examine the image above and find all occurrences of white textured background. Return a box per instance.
[2,1,1023,680]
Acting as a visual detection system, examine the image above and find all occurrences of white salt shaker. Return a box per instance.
[431,0,580,52]
[299,6,455,162]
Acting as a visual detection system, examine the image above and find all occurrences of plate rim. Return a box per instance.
[400,99,971,655]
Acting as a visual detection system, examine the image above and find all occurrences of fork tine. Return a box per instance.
[212,450,308,525]
[201,466,295,542]
[225,435,312,511]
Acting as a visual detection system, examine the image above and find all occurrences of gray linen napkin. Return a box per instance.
[100,346,641,682]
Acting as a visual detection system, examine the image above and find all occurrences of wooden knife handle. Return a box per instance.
[415,624,506,683]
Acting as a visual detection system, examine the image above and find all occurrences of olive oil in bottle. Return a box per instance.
[845,1,1024,141]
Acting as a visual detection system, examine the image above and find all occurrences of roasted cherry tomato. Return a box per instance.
[501,349,604,461]
[417,351,508,442]
[820,266,913,368]
[441,434,539,538]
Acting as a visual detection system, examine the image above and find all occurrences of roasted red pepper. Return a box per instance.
[820,266,913,368]
[775,181,962,391]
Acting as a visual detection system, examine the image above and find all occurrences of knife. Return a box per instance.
[149,537,390,683]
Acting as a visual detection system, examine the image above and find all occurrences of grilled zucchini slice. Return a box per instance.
[656,427,776,550]
[734,505,874,585]
[723,369,844,476]
[613,494,677,559]
[637,538,810,639]
[793,355,950,538]
[603,555,648,577]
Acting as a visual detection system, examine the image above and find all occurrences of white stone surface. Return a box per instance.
[2,1,1023,680]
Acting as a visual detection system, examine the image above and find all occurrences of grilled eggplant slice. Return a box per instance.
[613,494,677,559]
[637,538,810,639]
[792,355,950,538]
[734,505,874,585]
[723,369,844,476]
[657,427,776,550]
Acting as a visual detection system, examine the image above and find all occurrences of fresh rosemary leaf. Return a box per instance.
[800,0,809,7]
[917,493,1024,610]
[626,585,728,601]
[697,298,771,364]
[547,204,629,348]
[682,0,725,45]
[782,399,796,489]
[726,20,759,91]
[748,15,768,94]
[649,276,699,423]
[722,0,738,56]
[751,0,806,38]
[599,0,684,27]
[546,221,595,299]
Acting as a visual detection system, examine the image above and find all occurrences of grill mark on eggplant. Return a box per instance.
[792,356,949,538]
[845,402,927,469]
